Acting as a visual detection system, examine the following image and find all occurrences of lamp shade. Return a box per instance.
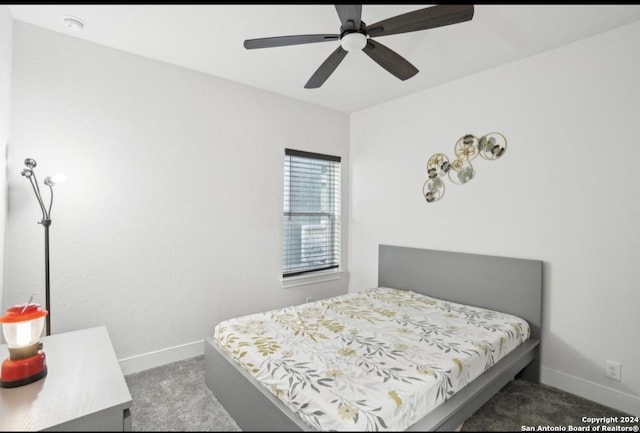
[0,303,48,388]
[0,304,47,348]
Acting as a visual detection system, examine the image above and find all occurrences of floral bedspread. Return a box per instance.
[213,287,530,431]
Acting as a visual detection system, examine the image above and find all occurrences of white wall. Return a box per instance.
[6,22,349,370]
[0,6,12,317]
[349,21,640,414]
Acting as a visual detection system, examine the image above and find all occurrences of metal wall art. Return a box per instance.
[423,132,507,203]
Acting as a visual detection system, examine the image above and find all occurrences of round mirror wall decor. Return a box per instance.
[423,132,507,203]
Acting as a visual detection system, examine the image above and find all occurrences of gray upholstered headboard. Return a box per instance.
[378,245,542,340]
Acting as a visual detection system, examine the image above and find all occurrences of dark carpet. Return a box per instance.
[460,379,631,431]
[124,356,632,431]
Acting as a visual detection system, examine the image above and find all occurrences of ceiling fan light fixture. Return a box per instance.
[340,32,367,52]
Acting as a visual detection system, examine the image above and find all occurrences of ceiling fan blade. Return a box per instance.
[362,39,418,81]
[335,4,362,31]
[367,5,474,38]
[305,46,348,89]
[244,34,339,49]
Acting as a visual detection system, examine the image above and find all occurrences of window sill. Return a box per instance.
[280,269,346,289]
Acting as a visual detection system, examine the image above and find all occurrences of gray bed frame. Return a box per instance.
[204,245,542,431]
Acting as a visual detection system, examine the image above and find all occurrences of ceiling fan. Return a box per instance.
[243,4,475,89]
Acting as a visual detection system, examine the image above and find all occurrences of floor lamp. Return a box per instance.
[20,158,65,336]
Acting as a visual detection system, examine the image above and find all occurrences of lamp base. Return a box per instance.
[0,352,47,388]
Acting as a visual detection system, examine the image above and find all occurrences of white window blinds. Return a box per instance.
[283,149,341,277]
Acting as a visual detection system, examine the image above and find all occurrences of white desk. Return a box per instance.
[0,326,132,431]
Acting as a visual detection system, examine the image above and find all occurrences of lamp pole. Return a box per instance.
[42,219,51,336]
[20,158,62,336]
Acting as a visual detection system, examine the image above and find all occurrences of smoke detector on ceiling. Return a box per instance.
[62,16,85,32]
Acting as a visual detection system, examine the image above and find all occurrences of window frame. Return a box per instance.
[282,148,342,281]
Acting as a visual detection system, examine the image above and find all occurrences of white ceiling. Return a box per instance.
[8,4,640,113]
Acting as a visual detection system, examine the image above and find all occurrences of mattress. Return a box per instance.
[213,287,530,431]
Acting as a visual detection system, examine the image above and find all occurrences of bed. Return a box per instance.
[204,245,542,431]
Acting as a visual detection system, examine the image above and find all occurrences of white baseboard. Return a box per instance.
[118,339,204,375]
[541,367,640,416]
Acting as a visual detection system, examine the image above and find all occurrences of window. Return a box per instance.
[283,148,341,278]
